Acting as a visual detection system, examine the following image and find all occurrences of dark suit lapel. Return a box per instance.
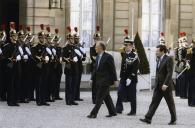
[158,55,167,72]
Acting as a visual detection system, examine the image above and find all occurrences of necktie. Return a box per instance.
[96,55,100,69]
[157,58,161,70]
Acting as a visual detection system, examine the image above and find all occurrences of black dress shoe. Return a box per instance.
[105,113,117,117]
[75,98,84,101]
[46,99,52,102]
[71,101,78,105]
[14,103,20,106]
[30,98,36,101]
[42,102,50,106]
[127,112,136,116]
[140,118,151,124]
[37,102,42,106]
[55,97,63,100]
[8,102,19,106]
[66,102,72,105]
[117,111,122,114]
[168,120,176,125]
[87,114,97,118]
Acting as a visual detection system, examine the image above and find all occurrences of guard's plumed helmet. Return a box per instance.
[123,29,133,45]
[46,26,52,39]
[73,27,80,39]
[17,25,25,37]
[9,22,17,36]
[159,32,165,45]
[66,26,73,40]
[38,24,45,37]
[93,25,101,40]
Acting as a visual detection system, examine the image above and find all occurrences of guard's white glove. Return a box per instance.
[25,47,31,55]
[186,61,190,70]
[73,56,78,62]
[16,55,21,61]
[45,56,49,62]
[80,47,86,54]
[0,48,2,55]
[126,78,131,86]
[23,55,28,60]
[74,49,82,57]
[18,46,24,56]
[60,57,62,63]
[46,47,52,55]
[52,48,56,56]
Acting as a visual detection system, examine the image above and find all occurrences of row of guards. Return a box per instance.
[159,31,195,106]
[0,22,92,106]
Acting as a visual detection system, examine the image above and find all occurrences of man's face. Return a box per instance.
[11,34,18,42]
[95,43,102,54]
[124,43,133,52]
[156,48,164,58]
[39,36,45,43]
[18,35,25,42]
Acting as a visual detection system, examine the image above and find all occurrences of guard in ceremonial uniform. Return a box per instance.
[73,27,86,101]
[3,22,22,106]
[33,24,50,106]
[17,25,28,103]
[174,32,189,98]
[45,26,55,102]
[188,39,195,106]
[0,24,7,101]
[63,26,78,105]
[25,26,36,101]
[90,26,101,104]
[53,28,63,100]
[116,29,139,115]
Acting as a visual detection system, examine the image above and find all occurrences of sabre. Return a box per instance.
[29,35,35,43]
[50,35,55,43]
[1,33,6,41]
[176,67,188,79]
[106,37,110,46]
[57,37,61,44]
[23,34,28,42]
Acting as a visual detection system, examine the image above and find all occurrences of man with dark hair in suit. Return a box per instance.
[87,41,118,118]
[140,45,177,125]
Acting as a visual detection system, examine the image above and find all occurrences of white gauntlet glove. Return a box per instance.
[73,56,78,62]
[23,55,28,60]
[0,48,2,55]
[126,78,131,86]
[45,56,49,63]
[16,55,21,61]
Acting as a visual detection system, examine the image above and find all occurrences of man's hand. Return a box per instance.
[162,85,168,91]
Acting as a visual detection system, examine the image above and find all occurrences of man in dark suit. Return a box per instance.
[140,45,176,125]
[87,41,117,118]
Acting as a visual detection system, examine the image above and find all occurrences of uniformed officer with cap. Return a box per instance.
[73,27,86,101]
[0,24,6,101]
[63,26,79,105]
[116,29,139,115]
[52,28,63,100]
[3,22,21,106]
[33,24,50,106]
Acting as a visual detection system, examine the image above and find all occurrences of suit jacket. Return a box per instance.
[91,52,117,87]
[155,55,173,90]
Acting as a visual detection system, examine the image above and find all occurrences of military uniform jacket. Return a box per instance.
[120,51,139,83]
